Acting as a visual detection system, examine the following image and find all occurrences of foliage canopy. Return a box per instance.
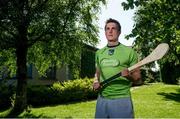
[0,0,106,114]
[122,0,180,83]
[0,0,106,75]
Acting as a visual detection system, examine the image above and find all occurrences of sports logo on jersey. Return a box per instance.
[108,49,115,55]
[101,58,120,67]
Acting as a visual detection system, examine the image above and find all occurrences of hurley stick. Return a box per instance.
[100,43,169,86]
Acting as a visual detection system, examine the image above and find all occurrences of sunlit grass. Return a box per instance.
[132,83,180,118]
[20,100,96,118]
[0,83,179,118]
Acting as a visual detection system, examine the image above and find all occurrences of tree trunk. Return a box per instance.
[15,46,27,108]
[10,5,29,115]
[8,36,28,117]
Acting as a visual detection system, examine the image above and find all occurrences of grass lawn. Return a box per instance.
[131,83,180,118]
[0,83,179,118]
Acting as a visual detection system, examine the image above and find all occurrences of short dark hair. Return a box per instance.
[104,18,121,32]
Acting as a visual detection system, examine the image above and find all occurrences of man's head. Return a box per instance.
[104,18,121,43]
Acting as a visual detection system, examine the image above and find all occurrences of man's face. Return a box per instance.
[105,22,120,42]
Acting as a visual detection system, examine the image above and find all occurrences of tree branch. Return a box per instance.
[61,0,79,34]
[27,31,50,47]
[29,0,49,16]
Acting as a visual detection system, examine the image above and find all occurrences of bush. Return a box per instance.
[0,81,15,110]
[141,68,160,83]
[0,78,98,108]
[0,78,97,109]
[27,78,98,106]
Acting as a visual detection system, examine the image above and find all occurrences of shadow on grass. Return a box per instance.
[0,108,50,118]
[31,99,96,108]
[22,112,74,118]
[157,89,180,102]
[0,108,22,118]
[1,99,96,118]
[21,111,74,118]
[21,112,50,118]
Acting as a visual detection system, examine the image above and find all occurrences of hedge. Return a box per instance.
[0,78,97,109]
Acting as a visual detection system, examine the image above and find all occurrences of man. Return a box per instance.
[93,18,141,118]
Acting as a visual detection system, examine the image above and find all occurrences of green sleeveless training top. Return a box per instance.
[96,43,138,99]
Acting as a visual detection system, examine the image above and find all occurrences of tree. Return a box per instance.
[0,0,106,115]
[122,0,180,84]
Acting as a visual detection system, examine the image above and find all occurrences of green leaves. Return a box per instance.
[122,0,180,84]
[0,0,106,76]
[123,0,179,62]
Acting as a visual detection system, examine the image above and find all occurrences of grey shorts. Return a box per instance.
[95,96,134,118]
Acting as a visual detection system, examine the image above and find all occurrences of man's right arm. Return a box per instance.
[93,68,101,90]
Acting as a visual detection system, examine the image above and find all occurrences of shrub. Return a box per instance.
[0,78,98,108]
[27,78,98,106]
[0,81,15,110]
[0,78,97,109]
